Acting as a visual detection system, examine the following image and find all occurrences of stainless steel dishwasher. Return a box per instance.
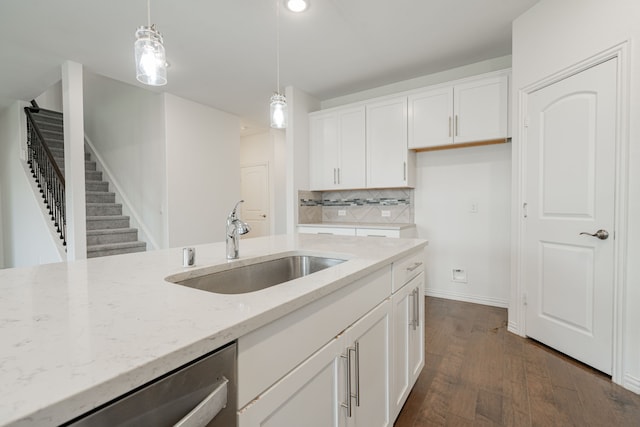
[64,342,237,427]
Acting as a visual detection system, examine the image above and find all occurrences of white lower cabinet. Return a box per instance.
[391,273,425,419]
[238,300,391,427]
[238,336,344,427]
[237,250,426,427]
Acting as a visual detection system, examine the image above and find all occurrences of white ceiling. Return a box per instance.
[0,0,538,134]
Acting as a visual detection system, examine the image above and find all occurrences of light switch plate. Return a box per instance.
[381,210,391,217]
[338,210,346,216]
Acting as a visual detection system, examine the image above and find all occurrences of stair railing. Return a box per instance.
[24,101,66,245]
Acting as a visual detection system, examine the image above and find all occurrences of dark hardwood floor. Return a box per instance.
[395,297,640,426]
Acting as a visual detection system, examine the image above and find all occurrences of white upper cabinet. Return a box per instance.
[309,106,366,191]
[408,71,510,149]
[408,86,454,148]
[366,97,414,188]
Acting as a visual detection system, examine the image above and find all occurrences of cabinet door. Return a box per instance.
[366,98,408,188]
[453,74,509,144]
[346,300,391,427]
[309,112,339,190]
[390,280,412,420]
[408,86,454,149]
[238,337,346,427]
[391,273,425,420]
[408,274,425,387]
[337,106,366,189]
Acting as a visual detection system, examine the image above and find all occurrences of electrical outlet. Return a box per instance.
[452,268,468,283]
[469,203,478,213]
[338,210,346,216]
[381,210,391,217]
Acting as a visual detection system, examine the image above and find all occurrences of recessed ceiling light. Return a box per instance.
[285,0,308,13]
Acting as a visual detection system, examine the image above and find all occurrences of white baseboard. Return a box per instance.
[623,374,640,394]
[425,287,509,308]
[507,320,523,336]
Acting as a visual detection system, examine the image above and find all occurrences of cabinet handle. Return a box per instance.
[333,168,337,185]
[337,167,341,184]
[449,116,452,137]
[317,232,334,235]
[406,262,423,272]
[455,115,459,136]
[409,289,416,330]
[413,288,420,329]
[354,341,360,407]
[174,377,228,427]
[403,162,407,181]
[340,349,353,417]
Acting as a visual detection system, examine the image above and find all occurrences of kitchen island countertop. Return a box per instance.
[0,233,426,426]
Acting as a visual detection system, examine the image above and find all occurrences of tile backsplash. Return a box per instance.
[299,189,414,224]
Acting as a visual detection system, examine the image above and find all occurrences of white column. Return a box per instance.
[284,86,319,234]
[62,61,87,260]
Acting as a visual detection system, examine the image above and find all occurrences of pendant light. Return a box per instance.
[134,0,167,86]
[286,0,309,13]
[270,0,287,128]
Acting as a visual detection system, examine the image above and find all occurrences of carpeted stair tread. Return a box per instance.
[86,241,147,258]
[85,191,115,203]
[86,227,138,236]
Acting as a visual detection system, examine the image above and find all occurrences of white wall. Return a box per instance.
[164,93,241,247]
[512,0,640,392]
[415,144,511,307]
[35,81,63,112]
[0,103,63,268]
[83,71,167,249]
[272,130,287,235]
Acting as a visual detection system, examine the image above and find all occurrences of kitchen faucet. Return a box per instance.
[226,200,251,259]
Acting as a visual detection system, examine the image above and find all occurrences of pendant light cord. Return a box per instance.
[276,0,280,94]
[147,0,151,28]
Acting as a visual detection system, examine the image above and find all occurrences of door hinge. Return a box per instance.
[524,116,530,128]
[522,202,528,218]
[522,292,528,306]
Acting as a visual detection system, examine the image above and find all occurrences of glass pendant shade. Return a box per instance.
[286,0,309,12]
[135,25,167,86]
[270,93,287,129]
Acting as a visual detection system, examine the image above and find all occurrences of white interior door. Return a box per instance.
[524,58,617,374]
[240,163,270,238]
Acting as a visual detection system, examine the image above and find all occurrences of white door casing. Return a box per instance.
[523,58,617,374]
[240,163,270,238]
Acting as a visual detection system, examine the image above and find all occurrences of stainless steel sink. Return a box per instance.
[169,255,346,294]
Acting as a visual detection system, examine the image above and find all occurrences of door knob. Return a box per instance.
[261,214,267,218]
[579,229,609,240]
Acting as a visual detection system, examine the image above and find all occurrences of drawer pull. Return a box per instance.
[406,262,423,272]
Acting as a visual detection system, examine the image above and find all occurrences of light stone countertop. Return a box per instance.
[0,233,427,427]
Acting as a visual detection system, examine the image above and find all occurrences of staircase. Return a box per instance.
[29,109,146,258]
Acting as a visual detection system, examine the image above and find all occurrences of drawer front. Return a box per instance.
[355,228,400,238]
[392,249,425,293]
[298,226,356,236]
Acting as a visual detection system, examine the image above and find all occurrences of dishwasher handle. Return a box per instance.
[174,377,229,427]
